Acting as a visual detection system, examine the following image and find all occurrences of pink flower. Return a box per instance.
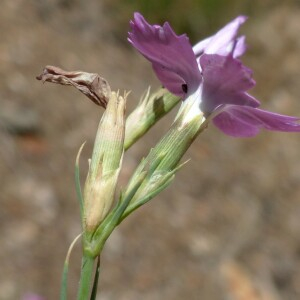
[128,13,300,137]
[22,293,45,300]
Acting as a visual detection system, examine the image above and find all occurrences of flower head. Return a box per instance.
[128,13,300,137]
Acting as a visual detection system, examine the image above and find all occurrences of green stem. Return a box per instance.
[77,255,95,300]
[90,256,101,300]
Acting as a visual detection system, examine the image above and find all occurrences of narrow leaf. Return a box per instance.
[75,142,86,221]
[60,233,82,300]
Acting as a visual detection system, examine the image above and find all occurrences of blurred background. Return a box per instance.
[1,0,300,299]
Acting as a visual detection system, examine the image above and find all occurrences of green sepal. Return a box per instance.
[120,160,189,221]
[83,171,147,258]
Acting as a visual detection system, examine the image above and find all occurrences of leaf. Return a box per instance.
[60,234,82,300]
[75,142,86,221]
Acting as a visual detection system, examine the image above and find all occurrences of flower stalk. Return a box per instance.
[36,9,300,300]
[76,255,95,300]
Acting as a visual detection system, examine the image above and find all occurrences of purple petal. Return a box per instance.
[200,54,260,114]
[193,16,247,58]
[22,294,45,300]
[128,12,201,97]
[192,36,211,56]
[213,105,300,137]
[204,16,247,56]
[233,36,247,58]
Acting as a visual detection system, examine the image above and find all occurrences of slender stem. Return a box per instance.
[90,256,101,300]
[77,255,95,300]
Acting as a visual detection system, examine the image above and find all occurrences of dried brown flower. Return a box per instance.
[36,66,111,108]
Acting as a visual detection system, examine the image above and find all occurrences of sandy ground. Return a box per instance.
[1,1,300,299]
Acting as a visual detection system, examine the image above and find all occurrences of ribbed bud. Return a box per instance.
[121,98,207,219]
[125,88,180,150]
[84,92,126,232]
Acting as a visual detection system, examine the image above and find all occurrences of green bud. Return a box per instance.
[125,88,180,150]
[122,96,207,219]
[83,92,126,232]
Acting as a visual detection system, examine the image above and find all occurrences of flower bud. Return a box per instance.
[122,99,206,218]
[125,88,180,150]
[83,92,126,232]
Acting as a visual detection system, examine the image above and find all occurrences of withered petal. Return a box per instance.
[36,66,111,108]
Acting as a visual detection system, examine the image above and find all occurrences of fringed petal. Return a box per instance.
[129,13,201,98]
[200,54,260,114]
[193,16,247,58]
[213,105,300,137]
